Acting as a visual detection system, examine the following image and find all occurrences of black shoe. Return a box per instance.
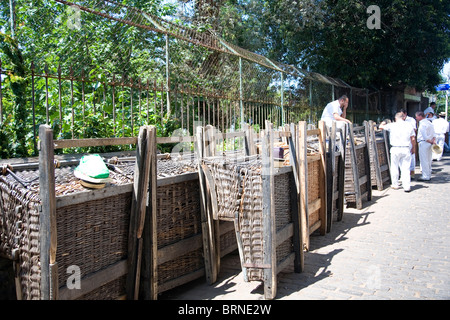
[417,177,430,181]
[404,189,411,193]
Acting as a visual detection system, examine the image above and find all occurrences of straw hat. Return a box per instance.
[432,144,443,154]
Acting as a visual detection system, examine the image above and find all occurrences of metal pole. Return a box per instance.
[446,90,448,121]
[165,33,171,115]
[239,57,244,128]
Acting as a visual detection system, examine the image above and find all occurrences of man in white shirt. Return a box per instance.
[432,112,449,161]
[380,112,416,192]
[320,95,352,131]
[400,109,417,179]
[415,111,436,181]
[423,102,437,121]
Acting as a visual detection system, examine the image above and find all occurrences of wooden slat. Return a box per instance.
[318,121,327,236]
[56,184,133,209]
[276,223,294,246]
[308,198,321,214]
[53,137,137,149]
[289,123,304,273]
[307,154,321,162]
[307,129,321,136]
[157,234,203,265]
[156,136,195,144]
[196,126,215,285]
[262,122,276,300]
[298,121,309,250]
[277,253,295,275]
[309,220,321,234]
[58,260,127,300]
[39,125,58,300]
[273,131,291,138]
[368,120,383,191]
[126,126,153,300]
[158,269,205,293]
[336,126,347,221]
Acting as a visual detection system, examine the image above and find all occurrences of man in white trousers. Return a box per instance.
[380,112,416,192]
[432,112,449,161]
[415,111,436,181]
[401,109,417,179]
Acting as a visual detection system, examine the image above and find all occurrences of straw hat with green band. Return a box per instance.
[74,154,113,185]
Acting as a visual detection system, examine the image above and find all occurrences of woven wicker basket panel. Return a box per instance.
[0,163,135,300]
[376,141,388,166]
[239,168,264,282]
[331,154,340,214]
[156,179,201,249]
[308,159,320,225]
[274,172,294,268]
[307,160,320,202]
[356,148,366,179]
[76,275,127,300]
[274,172,292,231]
[155,178,205,288]
[276,238,293,265]
[207,163,243,220]
[344,144,369,205]
[0,176,41,300]
[55,192,132,289]
[219,223,237,255]
[157,248,204,286]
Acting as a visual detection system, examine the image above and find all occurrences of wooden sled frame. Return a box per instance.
[197,122,306,299]
[345,123,372,209]
[326,121,347,232]
[38,124,142,300]
[366,120,391,191]
[297,121,328,250]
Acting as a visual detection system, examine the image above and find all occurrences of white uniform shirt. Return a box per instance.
[383,120,415,147]
[405,116,417,130]
[432,118,449,135]
[320,100,342,123]
[417,118,435,142]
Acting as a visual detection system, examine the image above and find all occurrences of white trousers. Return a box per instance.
[419,141,432,180]
[432,134,445,161]
[390,147,411,190]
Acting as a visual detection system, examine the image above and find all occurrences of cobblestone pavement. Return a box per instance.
[161,154,450,300]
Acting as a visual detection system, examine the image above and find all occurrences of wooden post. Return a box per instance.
[127,126,152,299]
[318,121,327,236]
[336,125,347,221]
[262,121,276,299]
[298,121,309,250]
[363,122,372,201]
[289,123,304,272]
[142,126,157,300]
[326,121,336,232]
[383,129,391,178]
[368,120,383,190]
[196,126,216,285]
[204,125,220,278]
[39,125,58,300]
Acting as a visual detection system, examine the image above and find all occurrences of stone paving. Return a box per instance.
[161,154,450,300]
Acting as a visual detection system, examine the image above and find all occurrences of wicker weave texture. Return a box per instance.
[156,179,204,286]
[0,176,41,300]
